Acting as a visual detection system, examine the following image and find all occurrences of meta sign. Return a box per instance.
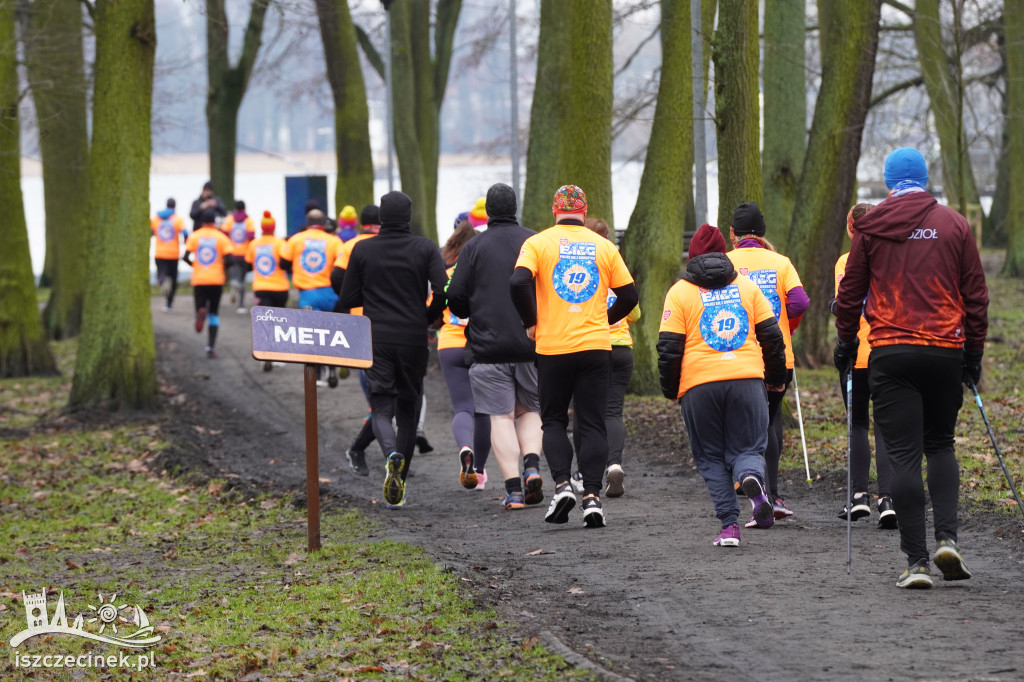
[250,306,372,368]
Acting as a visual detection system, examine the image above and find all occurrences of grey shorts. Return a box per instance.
[468,362,540,415]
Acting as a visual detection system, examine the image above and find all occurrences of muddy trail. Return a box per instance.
[152,300,1024,681]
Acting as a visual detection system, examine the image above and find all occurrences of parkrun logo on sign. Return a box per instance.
[255,309,289,323]
[10,589,161,649]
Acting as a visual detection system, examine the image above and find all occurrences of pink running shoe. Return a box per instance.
[474,469,487,490]
[714,523,740,547]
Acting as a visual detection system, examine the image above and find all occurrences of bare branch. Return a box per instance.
[355,23,384,80]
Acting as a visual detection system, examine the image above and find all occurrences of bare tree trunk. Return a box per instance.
[713,0,761,233]
[388,0,429,235]
[620,0,692,395]
[1004,0,1024,275]
[762,0,805,245]
[0,0,54,377]
[787,0,881,364]
[315,0,374,213]
[69,0,157,409]
[22,0,91,340]
[523,0,613,230]
[205,0,271,206]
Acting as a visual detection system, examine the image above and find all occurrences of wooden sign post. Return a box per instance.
[250,306,372,552]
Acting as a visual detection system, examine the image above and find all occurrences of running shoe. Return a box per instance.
[714,523,740,547]
[837,492,871,521]
[383,453,405,506]
[205,346,217,359]
[932,539,972,581]
[346,448,368,476]
[741,475,774,529]
[386,494,406,510]
[523,467,544,505]
[162,305,173,313]
[502,490,525,510]
[570,471,584,493]
[734,480,745,496]
[877,496,898,529]
[474,469,487,490]
[896,561,933,589]
[327,367,339,388]
[195,307,207,333]
[544,483,576,524]
[773,497,794,519]
[416,434,434,454]
[459,447,477,489]
[581,495,606,528]
[605,464,625,498]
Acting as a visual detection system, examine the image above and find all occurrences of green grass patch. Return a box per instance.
[0,345,593,680]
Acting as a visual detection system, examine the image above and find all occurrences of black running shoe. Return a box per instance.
[544,483,576,524]
[933,539,971,581]
[416,434,434,454]
[327,367,339,388]
[346,448,369,476]
[582,495,606,528]
[838,492,871,520]
[877,496,898,529]
[896,561,933,589]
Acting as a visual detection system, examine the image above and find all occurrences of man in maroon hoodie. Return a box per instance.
[834,147,988,589]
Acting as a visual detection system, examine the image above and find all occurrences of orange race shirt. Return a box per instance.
[659,276,777,398]
[835,252,871,369]
[608,293,640,347]
[728,247,803,369]
[334,232,376,315]
[151,214,186,260]
[515,223,634,355]
[185,227,234,286]
[245,235,290,292]
[282,228,343,290]
[222,216,255,257]
[438,264,468,350]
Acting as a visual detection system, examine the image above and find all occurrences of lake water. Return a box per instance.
[22,161,721,277]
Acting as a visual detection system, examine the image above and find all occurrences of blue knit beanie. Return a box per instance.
[883,148,928,190]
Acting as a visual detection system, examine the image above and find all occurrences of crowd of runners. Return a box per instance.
[150,147,989,589]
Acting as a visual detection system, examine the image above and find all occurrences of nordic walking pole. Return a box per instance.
[845,365,854,574]
[968,380,1024,522]
[792,369,812,482]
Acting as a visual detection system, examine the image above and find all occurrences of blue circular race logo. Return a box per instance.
[157,223,174,241]
[232,226,247,243]
[197,245,217,266]
[762,287,781,320]
[256,254,276,276]
[699,304,750,352]
[302,248,326,273]
[552,259,599,304]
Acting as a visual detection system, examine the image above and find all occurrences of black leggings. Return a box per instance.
[765,369,794,500]
[572,345,633,467]
[840,367,892,496]
[254,290,288,308]
[194,285,222,348]
[365,344,428,480]
[155,258,178,307]
[537,350,610,495]
[870,348,963,566]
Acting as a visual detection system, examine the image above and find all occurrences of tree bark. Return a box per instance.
[23,0,91,340]
[315,0,374,213]
[620,0,692,395]
[523,0,613,230]
[1003,0,1024,275]
[69,0,157,409]
[761,0,805,246]
[0,0,55,377]
[713,0,761,233]
[787,0,881,364]
[913,0,982,217]
[205,0,271,206]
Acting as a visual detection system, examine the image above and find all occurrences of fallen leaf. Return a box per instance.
[526,549,550,556]
[65,559,82,570]
[319,477,332,483]
[283,552,302,565]
[568,587,585,595]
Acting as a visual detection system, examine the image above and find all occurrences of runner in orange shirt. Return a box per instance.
[183,208,234,358]
[151,198,187,311]
[221,200,256,313]
[657,223,787,546]
[510,185,638,528]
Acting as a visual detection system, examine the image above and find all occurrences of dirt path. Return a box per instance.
[153,300,1024,681]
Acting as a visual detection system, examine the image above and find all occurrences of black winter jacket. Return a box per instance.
[446,216,536,363]
[338,219,448,347]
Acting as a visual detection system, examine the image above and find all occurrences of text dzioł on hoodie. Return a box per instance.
[835,191,988,352]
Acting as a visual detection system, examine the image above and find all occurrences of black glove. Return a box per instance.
[833,337,859,373]
[828,298,839,316]
[962,350,983,387]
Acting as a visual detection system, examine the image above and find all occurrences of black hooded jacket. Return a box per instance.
[656,252,788,400]
[338,193,448,347]
[446,215,537,363]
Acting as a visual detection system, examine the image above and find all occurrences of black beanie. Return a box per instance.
[379,191,412,226]
[485,183,517,218]
[732,202,766,237]
[200,208,218,225]
[360,204,380,225]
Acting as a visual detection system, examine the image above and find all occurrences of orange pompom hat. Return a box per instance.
[260,210,276,234]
